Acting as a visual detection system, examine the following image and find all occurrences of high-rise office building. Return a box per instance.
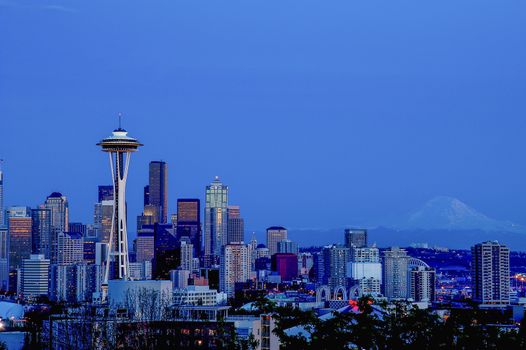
[226,206,244,244]
[176,199,201,258]
[179,240,194,272]
[220,243,249,297]
[277,239,299,255]
[410,265,436,302]
[98,185,114,202]
[57,232,84,265]
[266,227,287,257]
[298,252,314,276]
[44,192,69,233]
[322,245,350,289]
[204,177,228,266]
[7,206,32,292]
[344,229,367,249]
[382,247,409,300]
[0,227,8,291]
[31,207,52,258]
[97,123,143,301]
[68,222,86,236]
[44,192,69,264]
[147,161,168,224]
[94,200,114,244]
[313,251,326,285]
[248,234,258,272]
[471,241,510,305]
[83,239,96,264]
[153,224,180,279]
[143,185,150,207]
[347,247,382,296]
[135,226,155,263]
[271,253,298,281]
[7,207,32,270]
[21,254,50,299]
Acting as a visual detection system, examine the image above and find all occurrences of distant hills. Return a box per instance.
[285,196,526,251]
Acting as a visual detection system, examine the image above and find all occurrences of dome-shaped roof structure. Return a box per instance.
[0,302,24,319]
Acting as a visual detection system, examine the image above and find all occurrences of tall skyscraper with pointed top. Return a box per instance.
[97,121,143,300]
[204,176,228,266]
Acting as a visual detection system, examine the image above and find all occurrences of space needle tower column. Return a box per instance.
[97,118,143,302]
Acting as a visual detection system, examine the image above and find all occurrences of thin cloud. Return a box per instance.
[41,4,78,13]
[0,1,78,13]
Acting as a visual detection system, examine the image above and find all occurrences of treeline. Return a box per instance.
[250,297,526,350]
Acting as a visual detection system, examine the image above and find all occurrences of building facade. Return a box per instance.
[271,253,298,282]
[322,245,350,289]
[347,246,382,296]
[471,241,510,305]
[220,243,249,297]
[382,247,409,300]
[176,199,201,258]
[147,161,168,224]
[266,227,287,257]
[21,254,50,299]
[31,207,52,259]
[44,192,69,265]
[344,228,367,249]
[204,177,228,266]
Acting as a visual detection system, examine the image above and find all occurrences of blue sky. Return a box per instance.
[1,0,526,234]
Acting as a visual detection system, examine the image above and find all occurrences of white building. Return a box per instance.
[347,246,382,296]
[108,280,172,320]
[471,241,510,305]
[382,247,409,300]
[173,285,222,306]
[180,241,194,271]
[220,243,250,297]
[57,232,83,265]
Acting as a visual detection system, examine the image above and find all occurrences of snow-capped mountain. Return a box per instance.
[401,196,523,232]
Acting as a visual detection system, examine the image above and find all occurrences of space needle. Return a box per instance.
[97,115,143,301]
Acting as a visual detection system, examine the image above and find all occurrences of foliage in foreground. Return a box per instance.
[252,296,526,350]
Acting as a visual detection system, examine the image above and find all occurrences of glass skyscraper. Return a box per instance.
[204,176,228,266]
[31,207,52,259]
[98,185,114,202]
[44,192,69,264]
[266,226,287,256]
[344,228,367,249]
[148,161,168,224]
[7,206,32,292]
[226,206,244,244]
[176,199,201,258]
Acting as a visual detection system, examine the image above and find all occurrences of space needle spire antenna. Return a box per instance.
[97,114,143,302]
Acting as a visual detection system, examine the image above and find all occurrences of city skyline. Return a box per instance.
[2,1,525,348]
[2,1,526,236]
